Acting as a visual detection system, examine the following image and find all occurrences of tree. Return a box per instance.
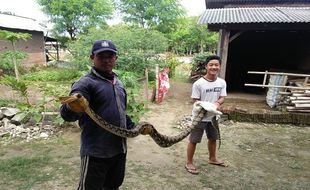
[68,24,169,73]
[0,30,31,80]
[37,0,114,40]
[117,0,185,34]
[168,17,218,55]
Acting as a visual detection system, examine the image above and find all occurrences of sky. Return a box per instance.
[0,0,206,25]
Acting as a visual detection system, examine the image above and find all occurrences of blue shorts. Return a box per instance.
[189,121,219,143]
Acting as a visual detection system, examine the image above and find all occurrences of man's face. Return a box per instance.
[205,59,221,75]
[91,51,117,73]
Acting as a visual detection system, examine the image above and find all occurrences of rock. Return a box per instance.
[39,132,49,138]
[1,107,20,117]
[11,112,31,125]
[0,111,4,120]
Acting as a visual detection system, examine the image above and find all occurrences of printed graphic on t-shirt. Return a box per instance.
[205,87,222,93]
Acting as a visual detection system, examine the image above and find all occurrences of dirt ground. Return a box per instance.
[121,81,309,190]
[1,80,309,190]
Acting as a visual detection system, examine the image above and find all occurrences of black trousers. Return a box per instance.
[77,153,126,190]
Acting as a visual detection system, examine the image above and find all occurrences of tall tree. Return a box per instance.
[37,0,114,40]
[117,0,185,34]
[168,17,218,55]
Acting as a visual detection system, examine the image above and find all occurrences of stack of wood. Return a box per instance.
[278,77,310,113]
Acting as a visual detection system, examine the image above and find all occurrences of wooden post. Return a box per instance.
[155,64,159,103]
[144,68,149,108]
[262,70,268,87]
[218,29,230,79]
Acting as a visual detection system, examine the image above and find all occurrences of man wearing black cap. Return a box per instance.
[60,40,135,190]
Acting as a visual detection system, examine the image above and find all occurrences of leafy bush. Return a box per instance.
[126,88,147,123]
[22,68,82,82]
[0,51,27,75]
[0,75,29,104]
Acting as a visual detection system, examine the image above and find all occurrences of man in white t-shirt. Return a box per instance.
[185,55,227,175]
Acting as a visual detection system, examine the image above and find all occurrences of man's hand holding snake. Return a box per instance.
[60,93,88,113]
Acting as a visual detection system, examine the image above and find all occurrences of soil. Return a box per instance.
[1,80,309,190]
[122,81,309,190]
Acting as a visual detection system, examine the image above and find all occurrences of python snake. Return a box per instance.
[60,93,216,148]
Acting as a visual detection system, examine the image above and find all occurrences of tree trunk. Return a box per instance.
[12,41,19,80]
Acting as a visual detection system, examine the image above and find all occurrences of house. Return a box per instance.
[199,0,310,92]
[0,13,52,67]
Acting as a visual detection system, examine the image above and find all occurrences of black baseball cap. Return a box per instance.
[91,40,117,55]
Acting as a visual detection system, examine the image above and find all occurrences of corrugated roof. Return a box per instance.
[198,7,310,24]
[0,13,46,32]
[205,0,309,9]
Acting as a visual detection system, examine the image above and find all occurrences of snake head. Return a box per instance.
[60,92,89,113]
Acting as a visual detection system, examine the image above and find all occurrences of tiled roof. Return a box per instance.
[198,7,310,24]
[0,13,46,32]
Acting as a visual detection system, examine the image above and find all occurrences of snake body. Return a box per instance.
[60,93,209,148]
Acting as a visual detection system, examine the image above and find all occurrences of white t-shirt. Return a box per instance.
[191,77,227,121]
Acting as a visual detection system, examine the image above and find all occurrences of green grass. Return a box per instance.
[0,156,53,189]
[0,137,79,190]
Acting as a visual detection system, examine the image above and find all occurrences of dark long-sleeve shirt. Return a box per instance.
[60,68,135,158]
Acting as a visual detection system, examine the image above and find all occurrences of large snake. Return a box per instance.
[60,93,218,148]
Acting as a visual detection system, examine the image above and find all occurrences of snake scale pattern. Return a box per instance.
[60,93,211,148]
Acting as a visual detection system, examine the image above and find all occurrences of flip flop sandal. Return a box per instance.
[185,165,199,174]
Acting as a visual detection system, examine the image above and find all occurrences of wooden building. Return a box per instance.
[0,13,49,67]
[199,0,310,92]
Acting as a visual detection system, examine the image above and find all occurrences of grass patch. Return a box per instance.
[0,137,79,190]
[0,155,53,189]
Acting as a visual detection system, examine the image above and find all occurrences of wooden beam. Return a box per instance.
[229,31,243,43]
[247,71,310,78]
[218,29,230,79]
[244,83,310,90]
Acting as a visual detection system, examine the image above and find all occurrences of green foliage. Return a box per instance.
[0,29,31,80]
[167,17,219,55]
[114,70,140,89]
[190,52,213,79]
[0,30,31,43]
[0,51,27,74]
[0,75,30,104]
[118,0,185,33]
[22,68,82,82]
[37,0,114,40]
[193,52,212,64]
[164,54,182,78]
[68,25,169,74]
[113,70,146,122]
[126,88,147,123]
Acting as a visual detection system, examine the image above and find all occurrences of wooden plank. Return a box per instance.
[304,77,309,86]
[289,96,310,100]
[295,104,310,108]
[279,91,291,95]
[247,71,310,78]
[292,93,310,97]
[287,109,310,113]
[229,31,243,43]
[245,83,310,90]
[292,100,310,104]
